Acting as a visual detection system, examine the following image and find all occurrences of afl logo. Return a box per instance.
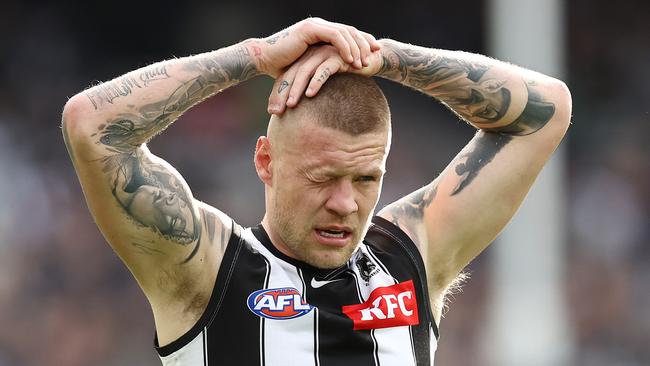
[247,287,315,320]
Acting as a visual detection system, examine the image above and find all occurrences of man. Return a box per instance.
[62,17,571,365]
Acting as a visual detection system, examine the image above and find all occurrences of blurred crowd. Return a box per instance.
[0,1,647,365]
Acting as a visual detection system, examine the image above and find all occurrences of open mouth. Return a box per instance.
[314,227,353,247]
[317,229,347,238]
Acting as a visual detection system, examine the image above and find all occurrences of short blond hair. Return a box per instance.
[281,74,391,135]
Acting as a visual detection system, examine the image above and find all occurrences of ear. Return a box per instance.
[254,136,273,186]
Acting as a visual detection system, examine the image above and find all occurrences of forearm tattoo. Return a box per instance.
[377,40,555,136]
[86,66,171,110]
[89,45,256,256]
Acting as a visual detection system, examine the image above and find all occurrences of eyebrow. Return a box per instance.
[309,166,384,177]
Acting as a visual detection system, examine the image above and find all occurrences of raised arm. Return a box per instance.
[266,40,571,322]
[62,40,259,298]
[61,18,379,343]
[372,39,572,315]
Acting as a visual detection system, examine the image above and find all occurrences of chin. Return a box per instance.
[303,244,358,269]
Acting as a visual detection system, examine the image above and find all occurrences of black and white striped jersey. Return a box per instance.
[155,216,439,366]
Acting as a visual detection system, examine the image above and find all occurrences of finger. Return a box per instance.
[286,52,329,108]
[337,27,362,69]
[361,31,382,51]
[306,59,344,98]
[302,20,354,64]
[268,69,298,114]
[348,26,372,67]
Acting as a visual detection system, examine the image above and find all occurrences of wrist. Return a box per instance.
[238,38,268,78]
[374,39,407,82]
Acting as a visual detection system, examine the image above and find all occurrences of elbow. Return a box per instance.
[551,78,573,129]
[540,78,572,140]
[61,93,94,142]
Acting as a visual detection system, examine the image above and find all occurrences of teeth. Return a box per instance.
[318,230,345,238]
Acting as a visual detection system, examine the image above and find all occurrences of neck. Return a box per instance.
[260,214,297,260]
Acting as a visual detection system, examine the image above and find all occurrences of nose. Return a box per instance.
[325,178,358,217]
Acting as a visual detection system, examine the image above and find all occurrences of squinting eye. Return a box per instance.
[358,176,377,182]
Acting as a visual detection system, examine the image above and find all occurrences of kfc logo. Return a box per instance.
[342,280,419,330]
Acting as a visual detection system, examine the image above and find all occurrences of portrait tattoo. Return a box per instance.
[378,41,556,135]
[90,45,258,260]
[99,140,199,245]
[374,41,558,197]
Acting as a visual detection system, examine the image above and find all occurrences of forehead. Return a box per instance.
[282,124,389,173]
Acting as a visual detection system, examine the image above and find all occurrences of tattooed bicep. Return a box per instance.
[378,182,438,249]
[103,147,201,249]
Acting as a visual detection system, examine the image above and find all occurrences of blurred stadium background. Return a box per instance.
[0,0,648,365]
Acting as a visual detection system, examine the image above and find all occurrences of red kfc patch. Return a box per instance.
[342,280,419,330]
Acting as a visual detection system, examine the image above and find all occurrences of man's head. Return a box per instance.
[255,74,391,269]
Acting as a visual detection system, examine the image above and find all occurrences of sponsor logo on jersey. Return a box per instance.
[310,277,345,288]
[356,254,380,282]
[247,287,314,320]
[342,280,419,330]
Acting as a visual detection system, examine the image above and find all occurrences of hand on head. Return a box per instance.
[257,18,383,115]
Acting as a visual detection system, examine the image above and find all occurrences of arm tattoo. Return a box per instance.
[89,45,256,252]
[101,148,200,246]
[86,66,171,110]
[385,183,438,244]
[266,30,290,45]
[386,133,511,233]
[202,208,217,243]
[377,41,555,135]
[480,81,555,135]
[452,132,512,195]
[94,48,256,150]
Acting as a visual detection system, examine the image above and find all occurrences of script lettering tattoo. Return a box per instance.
[139,65,170,86]
[86,76,143,110]
[452,132,512,195]
[377,41,555,135]
[94,45,256,253]
[85,66,172,110]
